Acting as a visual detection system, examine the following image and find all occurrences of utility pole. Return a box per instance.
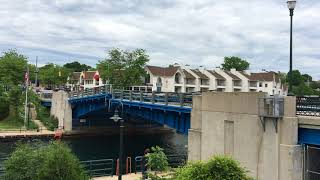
[24,64,29,129]
[35,56,38,87]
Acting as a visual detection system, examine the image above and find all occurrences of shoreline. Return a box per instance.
[0,126,176,141]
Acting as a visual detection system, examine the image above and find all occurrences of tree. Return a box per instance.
[286,70,303,86]
[221,56,249,71]
[39,63,70,87]
[302,74,312,82]
[97,48,150,89]
[293,83,314,96]
[0,50,28,85]
[175,155,252,180]
[63,61,92,72]
[4,141,89,180]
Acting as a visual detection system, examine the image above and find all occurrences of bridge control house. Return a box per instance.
[145,64,287,95]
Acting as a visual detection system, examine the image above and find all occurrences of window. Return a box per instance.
[265,83,268,87]
[85,80,93,84]
[259,82,262,87]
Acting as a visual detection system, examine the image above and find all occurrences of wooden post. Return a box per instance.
[165,92,169,105]
[152,91,155,104]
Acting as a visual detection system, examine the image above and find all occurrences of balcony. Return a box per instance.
[217,80,226,87]
[186,79,195,85]
[233,80,242,89]
[201,79,209,86]
[249,81,258,89]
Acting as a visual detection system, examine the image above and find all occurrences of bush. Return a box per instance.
[4,141,89,180]
[146,146,169,172]
[37,106,58,131]
[0,95,9,120]
[174,156,252,180]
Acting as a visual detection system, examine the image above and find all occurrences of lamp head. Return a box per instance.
[287,0,296,10]
[110,109,122,123]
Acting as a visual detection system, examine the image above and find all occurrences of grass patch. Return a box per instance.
[37,106,58,131]
[0,114,23,130]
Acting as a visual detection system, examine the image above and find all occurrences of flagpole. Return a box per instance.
[24,64,29,129]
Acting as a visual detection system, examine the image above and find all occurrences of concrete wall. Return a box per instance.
[188,92,303,180]
[51,91,72,131]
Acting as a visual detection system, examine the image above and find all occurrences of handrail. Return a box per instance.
[296,96,320,116]
[81,158,114,177]
[69,85,196,107]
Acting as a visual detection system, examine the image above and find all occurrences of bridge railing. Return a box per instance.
[296,96,320,116]
[69,85,197,107]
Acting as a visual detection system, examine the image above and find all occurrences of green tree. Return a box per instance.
[174,155,252,180]
[293,83,314,96]
[221,56,250,71]
[63,61,92,72]
[0,50,28,85]
[302,74,312,82]
[4,141,89,180]
[286,70,303,86]
[97,48,150,89]
[39,63,70,87]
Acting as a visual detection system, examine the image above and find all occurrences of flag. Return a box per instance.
[93,71,100,81]
[24,71,29,84]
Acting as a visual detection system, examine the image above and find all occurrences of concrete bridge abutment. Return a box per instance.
[51,91,72,131]
[188,92,303,180]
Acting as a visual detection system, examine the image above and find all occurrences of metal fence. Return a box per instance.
[297,96,320,117]
[81,159,114,177]
[304,145,320,180]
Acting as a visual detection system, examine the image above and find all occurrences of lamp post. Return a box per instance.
[110,109,124,180]
[287,0,296,96]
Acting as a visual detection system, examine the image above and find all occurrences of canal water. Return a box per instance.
[0,131,187,161]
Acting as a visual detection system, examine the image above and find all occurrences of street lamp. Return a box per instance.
[287,0,296,96]
[110,109,124,180]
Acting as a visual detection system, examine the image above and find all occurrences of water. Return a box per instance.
[0,131,187,161]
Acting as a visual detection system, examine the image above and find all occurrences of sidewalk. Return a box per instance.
[0,120,54,138]
[92,173,142,180]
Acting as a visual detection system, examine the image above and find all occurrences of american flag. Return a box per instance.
[24,71,29,84]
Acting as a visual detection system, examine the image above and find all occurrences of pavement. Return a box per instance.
[92,173,142,180]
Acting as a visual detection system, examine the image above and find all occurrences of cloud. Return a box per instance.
[0,0,319,79]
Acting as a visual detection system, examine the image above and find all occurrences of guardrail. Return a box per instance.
[296,96,320,117]
[68,85,198,107]
[0,157,8,178]
[81,159,114,177]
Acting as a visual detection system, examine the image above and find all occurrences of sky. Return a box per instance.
[0,0,320,79]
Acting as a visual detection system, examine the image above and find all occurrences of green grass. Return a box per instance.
[37,106,58,131]
[0,112,38,130]
[0,114,23,130]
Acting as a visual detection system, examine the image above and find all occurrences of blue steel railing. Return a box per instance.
[296,96,320,117]
[69,85,198,107]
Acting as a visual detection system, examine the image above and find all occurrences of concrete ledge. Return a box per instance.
[298,116,320,129]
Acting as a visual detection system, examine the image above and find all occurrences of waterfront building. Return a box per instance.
[67,70,106,90]
[145,64,287,95]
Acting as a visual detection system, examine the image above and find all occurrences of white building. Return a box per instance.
[145,65,287,95]
[67,71,105,90]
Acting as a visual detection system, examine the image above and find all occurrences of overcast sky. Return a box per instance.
[1,0,319,79]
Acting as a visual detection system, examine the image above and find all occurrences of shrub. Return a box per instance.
[4,141,88,180]
[146,146,169,172]
[174,155,252,180]
[0,95,9,120]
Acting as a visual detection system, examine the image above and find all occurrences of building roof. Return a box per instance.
[82,71,97,80]
[183,70,196,79]
[146,65,179,77]
[207,70,225,80]
[70,72,81,80]
[224,71,241,80]
[191,69,209,79]
[250,72,280,82]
